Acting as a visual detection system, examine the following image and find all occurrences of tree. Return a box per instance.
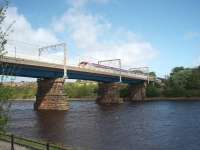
[0,0,8,58]
[186,67,200,89]
[146,83,161,97]
[0,0,10,132]
[149,72,156,77]
[170,66,184,76]
[162,67,200,97]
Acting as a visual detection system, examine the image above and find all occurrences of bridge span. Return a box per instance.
[0,56,154,110]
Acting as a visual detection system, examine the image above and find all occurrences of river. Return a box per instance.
[7,100,200,150]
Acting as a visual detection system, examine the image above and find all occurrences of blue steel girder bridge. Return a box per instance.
[0,55,154,110]
[0,56,152,84]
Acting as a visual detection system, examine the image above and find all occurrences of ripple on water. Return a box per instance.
[7,100,200,150]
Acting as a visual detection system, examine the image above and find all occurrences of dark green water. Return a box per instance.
[7,100,200,150]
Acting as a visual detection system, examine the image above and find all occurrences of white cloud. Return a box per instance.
[53,3,157,68]
[3,2,157,69]
[3,7,63,64]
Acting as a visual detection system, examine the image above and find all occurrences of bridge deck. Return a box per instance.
[0,56,154,84]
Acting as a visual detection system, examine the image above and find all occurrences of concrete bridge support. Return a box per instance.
[34,78,69,110]
[127,82,147,101]
[96,82,123,104]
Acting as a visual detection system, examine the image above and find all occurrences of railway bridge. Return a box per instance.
[0,56,154,110]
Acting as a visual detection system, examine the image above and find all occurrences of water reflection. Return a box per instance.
[8,100,200,150]
[36,111,67,144]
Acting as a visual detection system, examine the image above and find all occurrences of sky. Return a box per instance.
[2,0,200,78]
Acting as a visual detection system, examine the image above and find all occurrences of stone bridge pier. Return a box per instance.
[96,82,123,104]
[127,82,147,101]
[34,78,69,110]
[96,82,147,104]
[34,79,147,110]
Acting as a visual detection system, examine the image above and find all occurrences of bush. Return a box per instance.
[120,86,129,98]
[64,82,98,98]
[146,84,161,97]
[163,86,187,97]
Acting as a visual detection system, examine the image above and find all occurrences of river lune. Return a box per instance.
[7,100,200,150]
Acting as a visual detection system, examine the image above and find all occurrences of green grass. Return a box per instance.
[0,133,73,150]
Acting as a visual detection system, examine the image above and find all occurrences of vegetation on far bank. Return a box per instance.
[0,83,37,99]
[147,66,200,97]
[64,81,98,98]
[2,66,200,101]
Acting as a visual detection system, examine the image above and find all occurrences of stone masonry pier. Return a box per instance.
[96,83,123,104]
[34,79,147,110]
[34,78,69,110]
[127,82,147,101]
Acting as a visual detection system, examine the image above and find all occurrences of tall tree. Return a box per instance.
[170,66,184,76]
[0,0,10,132]
[0,0,8,58]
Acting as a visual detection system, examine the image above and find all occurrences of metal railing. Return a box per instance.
[0,132,72,150]
[80,64,152,81]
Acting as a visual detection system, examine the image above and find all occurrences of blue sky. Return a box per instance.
[5,0,200,77]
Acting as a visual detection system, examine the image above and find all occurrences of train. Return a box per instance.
[78,61,148,76]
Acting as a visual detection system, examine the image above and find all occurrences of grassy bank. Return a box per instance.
[0,132,73,150]
[1,81,98,100]
[0,84,37,100]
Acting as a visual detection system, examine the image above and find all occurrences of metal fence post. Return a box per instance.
[46,143,49,150]
[11,134,14,150]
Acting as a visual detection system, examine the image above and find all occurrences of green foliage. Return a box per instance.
[0,85,12,99]
[0,0,9,132]
[149,72,156,77]
[0,0,8,58]
[163,87,185,97]
[0,84,37,100]
[170,66,185,76]
[0,84,11,131]
[160,66,200,97]
[64,81,98,98]
[171,69,192,88]
[186,68,200,89]
[146,83,161,97]
[120,86,129,98]
[0,133,73,150]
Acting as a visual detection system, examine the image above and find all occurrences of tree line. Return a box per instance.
[147,66,200,97]
[3,65,200,100]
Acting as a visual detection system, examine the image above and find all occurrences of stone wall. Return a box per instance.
[96,82,123,104]
[34,78,69,110]
[127,82,147,101]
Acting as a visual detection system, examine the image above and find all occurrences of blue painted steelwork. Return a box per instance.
[0,63,144,84]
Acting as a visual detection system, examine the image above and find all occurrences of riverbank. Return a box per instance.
[0,133,71,150]
[0,140,29,150]
[8,97,200,102]
[8,98,97,101]
[145,97,200,101]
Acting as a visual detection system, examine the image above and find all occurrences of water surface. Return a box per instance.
[7,100,200,150]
